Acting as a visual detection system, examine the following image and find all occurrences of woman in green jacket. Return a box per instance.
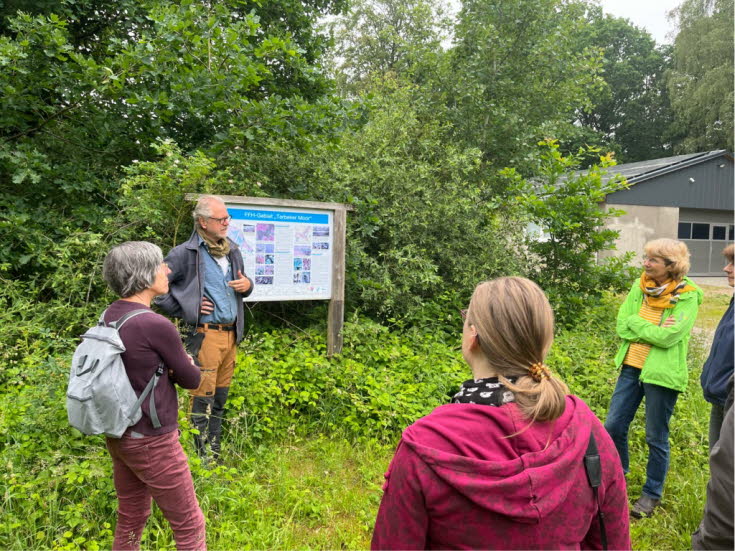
[604,238,703,519]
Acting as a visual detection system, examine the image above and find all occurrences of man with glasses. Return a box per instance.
[156,194,253,462]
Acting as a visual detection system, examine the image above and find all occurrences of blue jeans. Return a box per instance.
[604,365,680,500]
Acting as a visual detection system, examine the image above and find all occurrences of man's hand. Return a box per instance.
[228,270,252,293]
[200,296,214,315]
[662,315,676,328]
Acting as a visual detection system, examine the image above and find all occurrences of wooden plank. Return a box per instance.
[185,193,354,212]
[327,207,347,356]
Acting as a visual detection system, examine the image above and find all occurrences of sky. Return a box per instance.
[443,1,683,46]
[596,0,682,44]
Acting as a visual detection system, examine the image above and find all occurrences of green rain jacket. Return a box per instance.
[614,277,703,392]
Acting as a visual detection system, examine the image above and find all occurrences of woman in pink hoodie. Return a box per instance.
[372,277,630,550]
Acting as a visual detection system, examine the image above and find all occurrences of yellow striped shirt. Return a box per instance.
[623,299,666,369]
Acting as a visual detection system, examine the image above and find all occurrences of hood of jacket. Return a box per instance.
[401,395,597,524]
[680,276,704,305]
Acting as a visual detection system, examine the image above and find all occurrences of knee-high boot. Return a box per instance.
[209,386,229,462]
[190,396,213,458]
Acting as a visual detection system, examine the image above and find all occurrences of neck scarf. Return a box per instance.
[451,377,517,406]
[196,226,230,258]
[639,272,695,309]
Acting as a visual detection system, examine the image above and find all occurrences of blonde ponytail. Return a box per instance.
[467,277,568,423]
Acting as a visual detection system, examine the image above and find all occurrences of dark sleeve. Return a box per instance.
[155,247,184,317]
[371,440,428,550]
[146,315,200,389]
[725,376,734,413]
[582,428,632,550]
[692,404,734,550]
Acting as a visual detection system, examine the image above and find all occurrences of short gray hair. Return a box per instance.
[192,194,225,224]
[103,241,163,298]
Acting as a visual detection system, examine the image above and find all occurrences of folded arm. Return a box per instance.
[623,298,699,349]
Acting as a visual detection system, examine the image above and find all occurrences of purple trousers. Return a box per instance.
[106,430,206,550]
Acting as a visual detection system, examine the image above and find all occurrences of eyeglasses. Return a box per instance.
[209,215,232,225]
[643,256,671,266]
[460,308,468,320]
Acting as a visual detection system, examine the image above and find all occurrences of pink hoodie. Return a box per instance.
[371,395,630,550]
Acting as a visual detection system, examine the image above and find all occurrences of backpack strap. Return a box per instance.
[584,432,607,551]
[130,362,166,429]
[109,308,165,429]
[110,308,153,329]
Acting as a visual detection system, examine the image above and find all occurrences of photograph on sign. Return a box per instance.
[226,204,333,301]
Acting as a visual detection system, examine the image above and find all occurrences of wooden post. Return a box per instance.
[328,207,347,357]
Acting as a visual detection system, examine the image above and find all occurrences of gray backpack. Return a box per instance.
[66,309,164,438]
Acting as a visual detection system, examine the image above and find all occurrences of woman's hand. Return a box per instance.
[662,316,676,328]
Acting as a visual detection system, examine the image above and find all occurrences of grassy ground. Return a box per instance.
[1,287,730,549]
[134,436,392,549]
[193,285,728,549]
[694,284,732,333]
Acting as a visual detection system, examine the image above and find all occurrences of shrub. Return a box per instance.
[503,140,636,326]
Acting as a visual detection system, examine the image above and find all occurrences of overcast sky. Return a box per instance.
[598,0,682,44]
[443,1,683,45]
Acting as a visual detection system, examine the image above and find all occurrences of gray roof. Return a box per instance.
[601,150,731,185]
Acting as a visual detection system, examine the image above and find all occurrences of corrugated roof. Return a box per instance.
[601,150,730,184]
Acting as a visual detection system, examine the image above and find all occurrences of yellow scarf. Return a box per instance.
[196,227,230,258]
[639,273,696,309]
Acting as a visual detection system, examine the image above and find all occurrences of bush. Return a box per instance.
[228,314,467,443]
[503,140,636,326]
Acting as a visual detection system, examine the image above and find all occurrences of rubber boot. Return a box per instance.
[209,386,229,464]
[190,396,213,459]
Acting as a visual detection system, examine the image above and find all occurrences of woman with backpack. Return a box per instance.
[101,241,206,550]
[371,277,630,550]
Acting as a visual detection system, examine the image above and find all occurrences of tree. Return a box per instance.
[448,0,604,170]
[0,0,347,286]
[327,0,450,94]
[667,0,734,152]
[220,76,528,319]
[575,9,675,162]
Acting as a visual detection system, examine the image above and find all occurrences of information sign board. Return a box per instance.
[226,204,333,301]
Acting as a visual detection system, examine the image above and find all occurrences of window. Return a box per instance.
[692,223,710,239]
[729,225,734,241]
[712,226,727,240]
[678,222,692,239]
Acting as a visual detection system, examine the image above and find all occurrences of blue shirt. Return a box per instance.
[701,297,734,407]
[198,240,237,325]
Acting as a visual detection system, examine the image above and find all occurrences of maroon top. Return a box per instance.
[104,300,200,436]
[371,395,631,550]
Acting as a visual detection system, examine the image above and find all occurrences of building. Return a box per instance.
[599,150,734,275]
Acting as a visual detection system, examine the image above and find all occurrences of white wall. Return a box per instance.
[599,203,679,262]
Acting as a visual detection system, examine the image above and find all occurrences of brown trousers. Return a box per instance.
[190,325,236,397]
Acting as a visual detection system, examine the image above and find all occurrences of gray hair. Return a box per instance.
[192,194,225,225]
[103,241,163,298]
